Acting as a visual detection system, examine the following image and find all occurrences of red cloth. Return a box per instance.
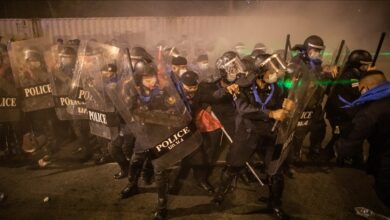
[195,109,222,132]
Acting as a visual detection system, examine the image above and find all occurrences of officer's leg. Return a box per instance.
[153,169,169,220]
[308,111,326,160]
[196,129,223,193]
[375,156,390,207]
[191,142,215,195]
[263,137,289,219]
[0,123,7,155]
[267,172,288,219]
[108,135,129,179]
[213,129,257,205]
[39,109,59,155]
[289,127,308,165]
[120,145,146,199]
[142,156,154,185]
[321,119,339,161]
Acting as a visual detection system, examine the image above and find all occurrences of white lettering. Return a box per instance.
[24,84,52,98]
[88,110,108,125]
[155,126,191,152]
[59,97,84,107]
[0,97,17,107]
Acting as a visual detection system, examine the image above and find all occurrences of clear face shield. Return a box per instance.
[255,53,287,80]
[224,56,246,82]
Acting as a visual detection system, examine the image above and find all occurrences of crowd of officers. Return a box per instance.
[0,34,389,220]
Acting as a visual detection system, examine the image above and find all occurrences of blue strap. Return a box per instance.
[338,95,352,106]
[252,83,275,110]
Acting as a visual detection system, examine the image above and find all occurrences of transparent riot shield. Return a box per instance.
[9,37,54,112]
[0,50,21,122]
[267,60,316,175]
[105,51,202,170]
[46,43,80,120]
[66,41,93,120]
[75,41,121,140]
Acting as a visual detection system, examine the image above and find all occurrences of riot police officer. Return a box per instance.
[212,53,293,219]
[323,50,373,162]
[288,35,333,163]
[178,70,223,195]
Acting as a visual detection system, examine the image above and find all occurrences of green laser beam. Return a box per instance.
[277,79,359,89]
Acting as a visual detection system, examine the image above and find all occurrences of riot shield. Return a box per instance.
[76,41,121,140]
[46,43,81,120]
[105,50,202,170]
[66,41,93,120]
[0,50,21,122]
[267,60,316,175]
[9,37,55,112]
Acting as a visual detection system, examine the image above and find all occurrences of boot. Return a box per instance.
[120,161,142,199]
[114,161,129,179]
[154,170,168,220]
[212,166,240,206]
[267,174,289,220]
[141,158,154,185]
[193,165,215,195]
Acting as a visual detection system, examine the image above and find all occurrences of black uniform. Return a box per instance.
[0,63,22,156]
[180,81,223,194]
[289,54,330,162]
[213,79,288,215]
[108,120,135,179]
[324,66,362,161]
[335,92,390,207]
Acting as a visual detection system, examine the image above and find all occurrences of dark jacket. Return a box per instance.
[234,82,286,135]
[336,96,390,176]
[325,67,361,124]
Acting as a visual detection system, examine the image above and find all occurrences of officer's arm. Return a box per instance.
[335,108,374,159]
[213,87,229,100]
[234,92,270,120]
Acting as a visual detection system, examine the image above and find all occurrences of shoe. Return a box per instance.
[114,171,127,179]
[198,180,215,195]
[271,207,290,220]
[153,208,167,220]
[120,183,139,199]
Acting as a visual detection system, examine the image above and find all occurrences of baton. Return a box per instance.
[245,162,265,187]
[371,32,386,67]
[333,40,345,66]
[283,34,291,62]
[125,48,135,73]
